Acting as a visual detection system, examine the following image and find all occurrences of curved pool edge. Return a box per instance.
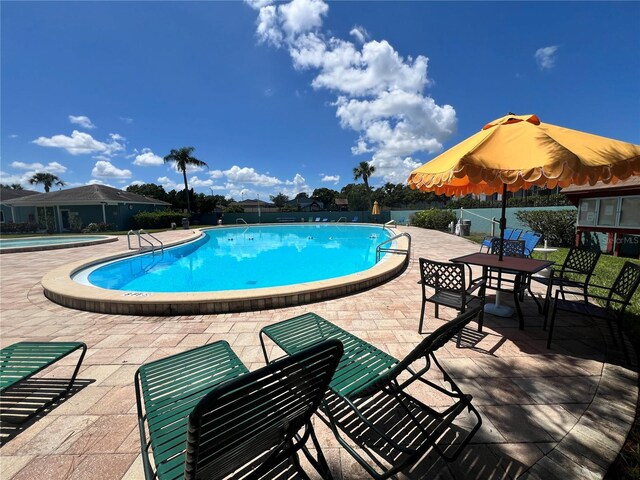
[0,235,119,254]
[42,226,409,316]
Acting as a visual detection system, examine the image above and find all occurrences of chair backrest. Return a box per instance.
[419,258,466,293]
[503,228,514,239]
[607,261,640,313]
[490,238,525,257]
[509,229,523,240]
[184,339,343,480]
[352,216,358,222]
[562,246,601,277]
[315,217,320,222]
[522,231,542,256]
[352,307,481,398]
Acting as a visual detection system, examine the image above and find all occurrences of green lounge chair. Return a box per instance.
[135,339,343,480]
[0,342,87,422]
[260,308,482,479]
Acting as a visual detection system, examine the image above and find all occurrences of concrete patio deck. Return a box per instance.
[0,226,636,479]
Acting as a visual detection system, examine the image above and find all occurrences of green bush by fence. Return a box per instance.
[410,209,457,231]
[515,209,577,247]
[129,211,189,230]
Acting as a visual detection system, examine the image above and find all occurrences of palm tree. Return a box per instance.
[163,146,208,213]
[353,161,376,190]
[28,172,65,192]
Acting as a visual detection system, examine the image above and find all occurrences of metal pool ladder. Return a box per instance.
[376,232,411,263]
[127,229,164,254]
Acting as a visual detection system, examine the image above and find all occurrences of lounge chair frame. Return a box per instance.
[0,341,87,423]
[135,339,342,480]
[260,309,482,480]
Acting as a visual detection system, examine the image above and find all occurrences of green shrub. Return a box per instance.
[84,222,115,233]
[129,211,189,229]
[410,208,457,231]
[0,222,42,233]
[515,209,577,247]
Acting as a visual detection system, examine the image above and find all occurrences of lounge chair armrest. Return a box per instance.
[554,288,623,304]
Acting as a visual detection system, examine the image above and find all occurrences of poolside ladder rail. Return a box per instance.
[337,217,347,223]
[384,220,397,228]
[236,218,248,224]
[138,229,164,254]
[126,229,163,254]
[376,232,411,263]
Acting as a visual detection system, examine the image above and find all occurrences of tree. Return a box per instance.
[28,172,65,192]
[163,147,208,213]
[353,161,376,190]
[294,192,310,200]
[341,183,371,211]
[312,188,338,209]
[126,183,168,202]
[270,193,290,209]
[0,184,24,190]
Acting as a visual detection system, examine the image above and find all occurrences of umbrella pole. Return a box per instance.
[498,183,507,261]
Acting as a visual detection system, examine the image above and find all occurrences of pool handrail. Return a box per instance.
[138,229,164,254]
[376,232,411,263]
[337,217,347,223]
[236,218,248,225]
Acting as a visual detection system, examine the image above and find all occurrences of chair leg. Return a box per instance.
[418,300,426,334]
[434,304,439,319]
[546,304,558,349]
[527,283,542,314]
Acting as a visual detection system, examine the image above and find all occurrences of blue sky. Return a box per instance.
[2,1,639,199]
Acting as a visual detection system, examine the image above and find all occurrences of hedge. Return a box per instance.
[410,208,457,231]
[129,211,190,229]
[515,209,577,247]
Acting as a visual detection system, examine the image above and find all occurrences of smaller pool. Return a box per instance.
[0,235,117,253]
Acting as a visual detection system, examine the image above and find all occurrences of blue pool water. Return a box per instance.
[81,225,392,292]
[0,235,108,248]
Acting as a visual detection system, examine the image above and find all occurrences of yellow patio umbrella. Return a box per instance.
[407,113,640,259]
[372,200,381,215]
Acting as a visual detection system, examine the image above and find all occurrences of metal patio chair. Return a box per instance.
[546,261,640,358]
[528,246,601,316]
[260,308,483,480]
[135,339,342,480]
[418,258,485,333]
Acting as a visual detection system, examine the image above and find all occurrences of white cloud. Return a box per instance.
[128,180,145,187]
[158,176,180,191]
[320,174,340,184]
[86,179,116,188]
[10,161,67,173]
[220,165,283,187]
[91,160,132,179]
[188,176,214,188]
[33,130,125,156]
[248,0,456,183]
[69,115,96,129]
[119,116,134,124]
[133,148,164,166]
[250,0,327,46]
[535,46,559,70]
[9,134,19,139]
[350,26,368,44]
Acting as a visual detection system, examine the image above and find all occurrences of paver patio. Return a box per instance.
[0,226,636,479]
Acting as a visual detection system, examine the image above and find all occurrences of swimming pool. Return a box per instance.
[76,225,392,292]
[43,225,410,315]
[0,235,117,253]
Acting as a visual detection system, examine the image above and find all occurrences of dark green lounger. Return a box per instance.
[135,339,343,480]
[260,308,482,480]
[0,341,87,422]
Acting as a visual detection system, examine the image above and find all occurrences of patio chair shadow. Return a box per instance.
[0,377,93,445]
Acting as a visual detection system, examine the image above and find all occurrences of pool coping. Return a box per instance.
[0,235,119,254]
[41,224,410,315]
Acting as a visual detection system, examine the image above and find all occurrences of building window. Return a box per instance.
[578,199,597,226]
[597,198,618,226]
[620,197,640,228]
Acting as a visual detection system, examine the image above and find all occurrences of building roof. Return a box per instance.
[5,184,171,206]
[233,199,275,207]
[561,176,640,194]
[0,188,40,202]
[334,198,349,206]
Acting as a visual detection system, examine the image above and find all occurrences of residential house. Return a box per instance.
[3,184,171,232]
